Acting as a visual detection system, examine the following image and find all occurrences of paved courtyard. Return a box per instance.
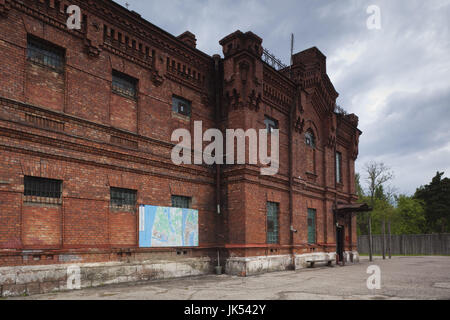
[7,256,450,300]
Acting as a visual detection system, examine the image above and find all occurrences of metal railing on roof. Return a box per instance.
[262,48,288,71]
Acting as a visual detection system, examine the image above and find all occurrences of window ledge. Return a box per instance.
[27,60,64,74]
[112,90,137,101]
[110,205,136,213]
[305,172,318,178]
[171,111,191,121]
[24,196,62,206]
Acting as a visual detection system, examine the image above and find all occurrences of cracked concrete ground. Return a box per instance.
[7,256,450,300]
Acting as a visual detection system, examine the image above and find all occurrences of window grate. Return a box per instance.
[171,195,191,209]
[112,70,137,99]
[110,187,137,207]
[267,202,279,244]
[24,176,62,199]
[172,96,192,117]
[27,36,65,71]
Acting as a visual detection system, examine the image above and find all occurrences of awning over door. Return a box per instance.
[334,203,372,214]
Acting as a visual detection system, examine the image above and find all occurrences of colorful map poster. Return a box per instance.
[138,205,199,247]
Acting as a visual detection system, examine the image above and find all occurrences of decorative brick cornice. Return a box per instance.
[12,0,85,38]
[0,0,11,17]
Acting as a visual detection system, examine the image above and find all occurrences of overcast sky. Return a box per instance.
[113,0,450,195]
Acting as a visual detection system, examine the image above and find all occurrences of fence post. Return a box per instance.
[368,215,373,262]
[382,219,386,259]
[388,220,391,259]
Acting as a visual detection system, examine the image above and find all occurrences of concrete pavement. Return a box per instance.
[7,256,450,300]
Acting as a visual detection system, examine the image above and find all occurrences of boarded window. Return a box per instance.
[27,36,65,71]
[267,202,279,244]
[112,70,137,99]
[171,195,191,209]
[307,208,316,244]
[24,176,62,199]
[172,96,192,117]
[110,187,137,207]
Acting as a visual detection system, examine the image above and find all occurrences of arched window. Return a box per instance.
[305,130,316,148]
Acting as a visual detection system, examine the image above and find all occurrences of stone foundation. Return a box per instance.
[0,257,211,297]
[225,255,293,276]
[226,251,360,276]
[0,251,361,297]
[294,252,337,269]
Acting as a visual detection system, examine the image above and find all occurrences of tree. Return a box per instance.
[364,162,394,206]
[355,173,365,199]
[355,173,370,235]
[390,195,426,235]
[363,161,394,261]
[414,172,450,233]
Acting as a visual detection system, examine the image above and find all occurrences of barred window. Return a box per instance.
[171,195,191,209]
[24,176,62,199]
[110,187,137,207]
[307,208,317,244]
[264,116,279,133]
[112,70,137,99]
[27,36,65,71]
[267,202,279,244]
[172,96,191,117]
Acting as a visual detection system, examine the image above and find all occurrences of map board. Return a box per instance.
[138,205,199,247]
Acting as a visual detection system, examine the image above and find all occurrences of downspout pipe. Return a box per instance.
[289,86,298,269]
[213,54,222,263]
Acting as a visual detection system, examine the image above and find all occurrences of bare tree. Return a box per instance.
[364,161,394,262]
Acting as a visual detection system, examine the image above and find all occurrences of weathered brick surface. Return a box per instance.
[0,0,361,268]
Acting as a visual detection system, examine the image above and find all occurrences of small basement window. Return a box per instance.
[172,95,192,117]
[24,176,62,199]
[110,187,137,207]
[171,195,192,209]
[112,70,138,99]
[27,36,65,71]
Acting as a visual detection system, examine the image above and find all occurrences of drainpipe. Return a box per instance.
[288,86,298,269]
[213,54,222,264]
[334,112,339,264]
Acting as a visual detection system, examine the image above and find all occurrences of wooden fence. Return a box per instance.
[357,234,450,255]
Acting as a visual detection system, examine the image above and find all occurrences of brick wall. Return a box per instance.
[0,0,362,268]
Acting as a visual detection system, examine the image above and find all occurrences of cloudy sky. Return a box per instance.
[114,0,450,195]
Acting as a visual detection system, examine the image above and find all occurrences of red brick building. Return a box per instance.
[0,0,364,278]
